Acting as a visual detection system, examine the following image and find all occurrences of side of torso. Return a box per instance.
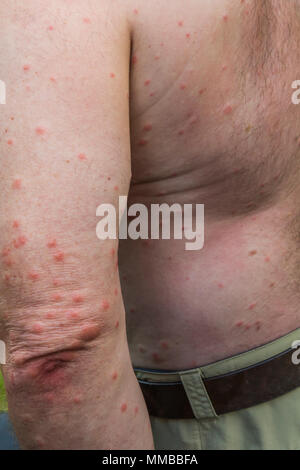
[119,0,300,369]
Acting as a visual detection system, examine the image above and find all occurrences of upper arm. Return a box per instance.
[0,0,131,357]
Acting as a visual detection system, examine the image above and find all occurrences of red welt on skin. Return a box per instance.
[13,236,27,248]
[73,294,84,304]
[28,272,39,281]
[35,127,46,136]
[12,179,22,190]
[101,300,110,312]
[53,251,65,262]
[121,403,127,413]
[47,239,57,249]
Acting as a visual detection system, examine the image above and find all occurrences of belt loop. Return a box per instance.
[180,369,218,420]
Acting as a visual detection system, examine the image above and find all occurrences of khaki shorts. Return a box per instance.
[134,328,300,450]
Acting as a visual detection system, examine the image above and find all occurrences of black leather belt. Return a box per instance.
[138,349,300,418]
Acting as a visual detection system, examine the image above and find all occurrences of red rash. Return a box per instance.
[112,372,118,381]
[73,294,84,304]
[13,220,20,229]
[12,179,22,190]
[224,105,233,115]
[35,127,46,136]
[7,139,13,145]
[23,65,30,71]
[52,294,63,302]
[13,235,27,248]
[115,321,120,329]
[47,239,57,249]
[53,251,65,262]
[178,21,183,27]
[143,124,153,132]
[248,303,257,311]
[78,153,87,161]
[101,300,110,312]
[249,250,257,256]
[138,139,148,147]
[144,80,151,86]
[121,403,127,413]
[28,272,39,281]
[83,17,91,24]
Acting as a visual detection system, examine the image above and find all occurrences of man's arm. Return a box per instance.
[0,0,153,449]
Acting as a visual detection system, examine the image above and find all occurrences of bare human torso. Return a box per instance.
[120,0,300,369]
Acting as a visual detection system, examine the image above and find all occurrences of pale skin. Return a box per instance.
[0,0,300,449]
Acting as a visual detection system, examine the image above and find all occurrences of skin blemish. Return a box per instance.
[154,55,160,60]
[133,9,139,14]
[255,321,262,331]
[78,324,101,342]
[12,179,22,190]
[138,139,148,147]
[248,303,257,311]
[114,185,119,192]
[114,288,118,296]
[178,130,185,136]
[249,250,257,256]
[178,21,184,27]
[4,257,13,267]
[48,25,54,31]
[115,320,120,329]
[28,272,39,281]
[110,73,116,79]
[121,403,127,413]
[32,323,44,334]
[180,84,187,90]
[235,321,244,328]
[269,282,275,288]
[35,127,46,136]
[50,77,56,82]
[7,139,13,145]
[186,33,191,39]
[52,279,61,287]
[223,15,229,22]
[47,239,57,249]
[13,235,27,248]
[2,247,11,257]
[143,124,153,132]
[67,311,80,320]
[83,17,91,24]
[101,300,110,312]
[73,294,84,304]
[134,406,139,415]
[52,293,63,302]
[78,153,87,161]
[53,251,65,262]
[144,80,151,86]
[73,396,82,405]
[112,372,118,381]
[13,220,20,229]
[23,65,30,72]
[199,89,206,95]
[160,341,169,350]
[138,345,146,354]
[152,353,165,364]
[265,257,271,263]
[132,55,138,65]
[223,105,233,115]
[218,283,225,289]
